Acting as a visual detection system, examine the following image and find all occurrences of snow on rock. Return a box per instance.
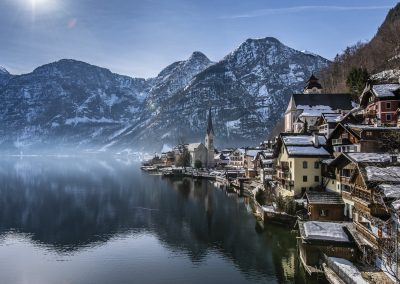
[65,117,117,126]
[303,221,350,242]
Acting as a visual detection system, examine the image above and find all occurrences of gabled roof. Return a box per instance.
[372,84,400,98]
[360,83,400,106]
[286,146,330,156]
[291,93,353,111]
[306,192,344,205]
[299,221,351,243]
[187,143,205,151]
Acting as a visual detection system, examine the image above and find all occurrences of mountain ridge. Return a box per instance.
[0,36,329,152]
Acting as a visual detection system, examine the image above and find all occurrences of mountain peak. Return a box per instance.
[244,37,282,46]
[0,66,9,75]
[190,51,207,58]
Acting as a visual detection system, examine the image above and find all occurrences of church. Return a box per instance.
[187,108,215,168]
[284,74,353,133]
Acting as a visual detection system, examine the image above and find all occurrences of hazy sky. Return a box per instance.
[0,0,398,78]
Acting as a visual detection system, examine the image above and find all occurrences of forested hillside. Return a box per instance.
[319,3,400,93]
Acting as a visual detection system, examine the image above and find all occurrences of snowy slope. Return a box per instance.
[0,37,329,152]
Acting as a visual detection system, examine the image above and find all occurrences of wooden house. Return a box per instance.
[327,123,400,155]
[360,82,400,125]
[306,191,345,221]
[298,221,356,276]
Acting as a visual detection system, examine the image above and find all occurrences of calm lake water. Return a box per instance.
[0,156,316,284]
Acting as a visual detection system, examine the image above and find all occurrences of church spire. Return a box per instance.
[207,107,214,135]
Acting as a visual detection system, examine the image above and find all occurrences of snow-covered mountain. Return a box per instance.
[110,37,329,149]
[0,37,329,152]
[0,66,13,87]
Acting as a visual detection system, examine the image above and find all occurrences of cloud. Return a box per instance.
[68,18,77,29]
[221,5,393,19]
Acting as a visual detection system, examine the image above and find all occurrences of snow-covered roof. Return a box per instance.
[261,159,273,164]
[245,150,260,157]
[282,135,326,146]
[298,105,334,118]
[328,257,367,284]
[306,192,344,205]
[302,221,350,242]
[378,184,400,198]
[365,166,400,182]
[187,143,203,151]
[347,153,396,163]
[286,146,330,156]
[345,123,400,131]
[372,84,400,98]
[322,113,342,123]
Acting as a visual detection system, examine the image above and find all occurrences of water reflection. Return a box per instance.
[0,156,313,283]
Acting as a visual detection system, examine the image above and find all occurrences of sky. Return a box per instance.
[0,0,398,78]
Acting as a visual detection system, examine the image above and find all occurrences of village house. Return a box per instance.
[254,151,274,183]
[228,148,245,168]
[284,74,353,133]
[360,81,400,126]
[305,191,345,221]
[326,151,400,279]
[273,133,330,197]
[243,149,261,178]
[297,221,356,276]
[327,123,400,155]
[315,112,358,137]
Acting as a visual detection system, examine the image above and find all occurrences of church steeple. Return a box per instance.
[207,107,214,135]
[303,73,323,94]
[205,107,215,168]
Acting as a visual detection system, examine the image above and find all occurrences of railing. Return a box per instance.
[332,138,350,145]
[323,254,359,284]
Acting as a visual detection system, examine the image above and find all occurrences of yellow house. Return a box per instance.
[274,133,330,197]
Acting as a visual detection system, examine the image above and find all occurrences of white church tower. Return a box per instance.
[205,108,215,168]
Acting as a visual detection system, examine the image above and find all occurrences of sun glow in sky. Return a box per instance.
[0,0,398,78]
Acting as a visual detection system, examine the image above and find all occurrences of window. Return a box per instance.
[386,113,392,121]
[332,180,334,184]
[320,209,329,217]
[386,102,391,109]
[314,161,319,169]
[290,161,292,168]
[303,161,308,169]
[303,175,308,182]
[301,187,306,193]
[366,131,372,136]
[314,176,319,182]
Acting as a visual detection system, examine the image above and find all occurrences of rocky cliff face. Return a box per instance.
[0,37,329,152]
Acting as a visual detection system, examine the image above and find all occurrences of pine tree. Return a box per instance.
[346,67,369,98]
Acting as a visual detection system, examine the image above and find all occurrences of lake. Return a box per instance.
[0,156,316,284]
